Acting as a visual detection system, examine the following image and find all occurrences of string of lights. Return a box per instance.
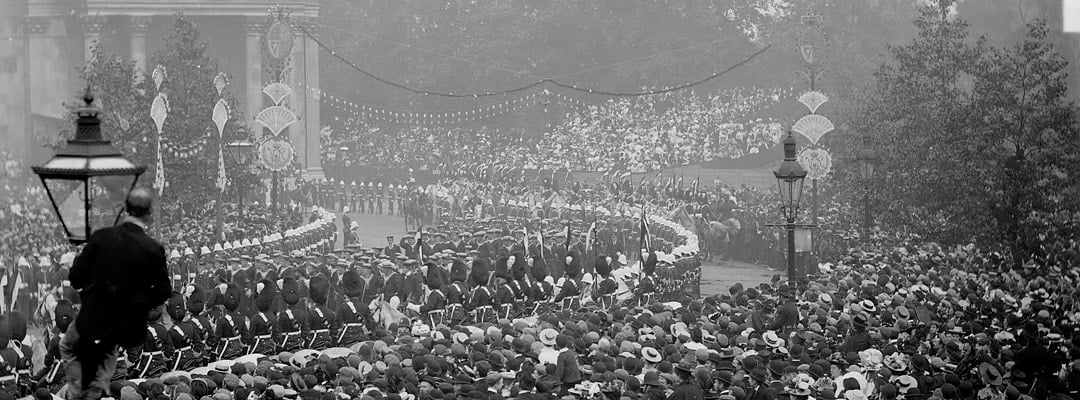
[297,22,774,99]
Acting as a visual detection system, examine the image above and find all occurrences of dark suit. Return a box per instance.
[65,220,170,396]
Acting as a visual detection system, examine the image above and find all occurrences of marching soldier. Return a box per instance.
[402,260,425,305]
[368,182,376,215]
[494,271,516,320]
[594,256,618,310]
[248,280,277,355]
[132,304,172,379]
[409,263,447,327]
[277,277,309,352]
[36,299,74,392]
[527,258,555,315]
[387,182,396,216]
[376,182,384,214]
[335,269,368,347]
[636,252,658,308]
[555,252,582,311]
[214,284,247,360]
[186,284,216,363]
[7,313,33,396]
[307,276,335,350]
[0,315,19,395]
[167,292,201,371]
[468,260,494,324]
[445,259,469,324]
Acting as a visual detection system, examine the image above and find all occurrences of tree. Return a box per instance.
[149,15,256,222]
[975,20,1079,264]
[837,0,992,244]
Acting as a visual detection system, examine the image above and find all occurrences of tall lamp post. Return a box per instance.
[774,131,808,283]
[32,90,146,244]
[225,140,255,218]
[855,132,878,237]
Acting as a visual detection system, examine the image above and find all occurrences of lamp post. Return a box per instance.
[855,132,878,237]
[225,140,255,218]
[774,131,808,283]
[32,89,146,244]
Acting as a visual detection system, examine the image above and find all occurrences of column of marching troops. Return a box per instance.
[300,180,409,217]
[3,202,699,397]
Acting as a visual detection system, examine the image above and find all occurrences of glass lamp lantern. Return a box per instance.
[32,90,146,244]
[774,131,808,222]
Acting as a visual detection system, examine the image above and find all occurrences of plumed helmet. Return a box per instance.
[425,263,444,291]
[0,314,10,345]
[255,279,277,312]
[511,257,528,281]
[342,270,363,298]
[594,256,611,277]
[450,260,468,283]
[532,258,549,281]
[7,312,27,342]
[186,284,205,314]
[564,251,581,279]
[470,259,490,287]
[495,257,511,277]
[54,299,75,333]
[223,284,242,311]
[167,291,187,322]
[643,252,658,276]
[310,275,330,305]
[282,277,301,305]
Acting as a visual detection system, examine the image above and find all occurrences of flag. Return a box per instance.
[585,220,597,256]
[155,143,165,196]
[563,222,572,253]
[692,176,700,196]
[537,225,545,260]
[523,226,529,257]
[415,230,424,262]
[8,268,23,312]
[216,146,227,193]
[639,208,652,263]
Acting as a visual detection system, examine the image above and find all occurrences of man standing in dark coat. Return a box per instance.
[62,188,171,400]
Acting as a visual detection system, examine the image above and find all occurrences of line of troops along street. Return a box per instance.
[19,211,696,395]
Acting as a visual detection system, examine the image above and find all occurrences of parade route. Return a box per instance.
[336,211,774,296]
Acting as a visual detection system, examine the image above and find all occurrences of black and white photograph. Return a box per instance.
[1,0,1079,399]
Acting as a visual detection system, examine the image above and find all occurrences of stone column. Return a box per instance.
[130,16,152,72]
[81,16,106,64]
[287,24,305,169]
[303,22,322,176]
[245,17,264,139]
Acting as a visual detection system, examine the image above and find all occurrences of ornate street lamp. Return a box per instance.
[32,90,146,244]
[226,140,255,218]
[774,131,807,283]
[338,146,349,181]
[855,132,878,236]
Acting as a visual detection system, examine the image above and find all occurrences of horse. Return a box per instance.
[699,217,741,261]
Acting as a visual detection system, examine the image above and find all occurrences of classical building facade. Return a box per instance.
[0,0,322,177]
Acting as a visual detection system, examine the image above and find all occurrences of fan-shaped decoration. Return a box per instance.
[255,105,298,137]
[792,114,834,145]
[798,147,833,180]
[214,73,229,96]
[262,82,292,106]
[258,138,295,172]
[212,99,230,137]
[797,91,828,114]
[152,65,166,92]
[150,93,169,134]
